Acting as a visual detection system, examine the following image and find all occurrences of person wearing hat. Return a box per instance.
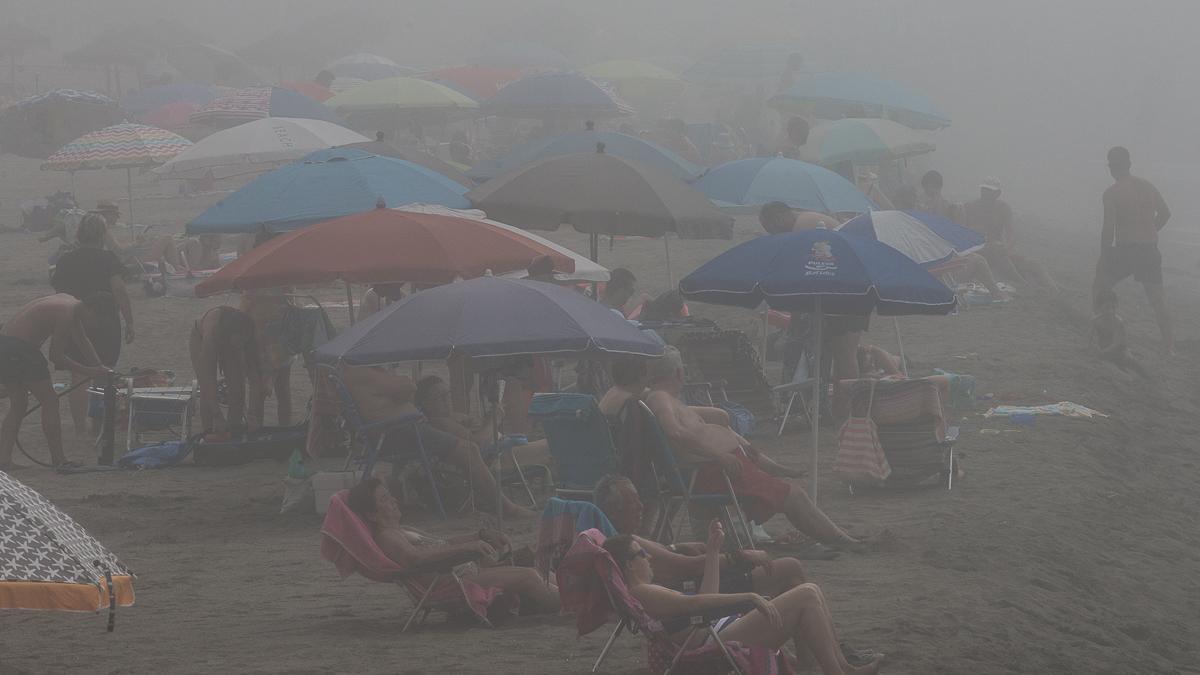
[963,177,1058,293]
[1092,146,1173,355]
[90,200,125,252]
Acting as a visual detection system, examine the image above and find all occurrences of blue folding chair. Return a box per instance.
[528,393,619,500]
[633,400,755,549]
[318,365,447,519]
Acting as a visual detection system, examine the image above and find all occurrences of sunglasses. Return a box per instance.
[631,548,649,561]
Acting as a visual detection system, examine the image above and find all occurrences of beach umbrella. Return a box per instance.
[193,204,577,298]
[119,83,222,115]
[838,210,984,268]
[0,470,134,628]
[769,73,951,131]
[582,59,685,98]
[326,77,479,113]
[136,101,202,131]
[679,229,956,499]
[280,80,335,102]
[401,204,609,284]
[315,276,664,366]
[337,140,473,187]
[154,117,369,181]
[186,147,470,234]
[422,65,522,101]
[470,41,569,71]
[481,73,633,119]
[190,86,340,127]
[0,89,123,159]
[467,130,700,182]
[692,156,874,215]
[41,123,192,219]
[800,118,935,167]
[326,52,415,81]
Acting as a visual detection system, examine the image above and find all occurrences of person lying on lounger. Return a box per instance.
[605,522,883,674]
[347,477,560,614]
[646,347,862,549]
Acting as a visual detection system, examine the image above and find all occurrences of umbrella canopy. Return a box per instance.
[800,118,935,166]
[692,157,874,215]
[679,229,956,315]
[326,77,479,112]
[314,276,664,365]
[280,81,335,102]
[190,86,340,127]
[41,123,191,171]
[401,204,609,283]
[135,101,201,130]
[471,41,569,70]
[481,73,633,119]
[326,52,414,81]
[337,140,473,186]
[0,470,135,613]
[769,73,951,131]
[194,205,576,296]
[186,147,470,234]
[0,89,123,159]
[154,117,369,181]
[122,83,223,115]
[838,210,984,268]
[422,66,522,101]
[467,148,731,239]
[582,59,684,97]
[468,131,699,182]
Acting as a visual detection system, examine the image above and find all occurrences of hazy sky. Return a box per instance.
[6,0,1196,228]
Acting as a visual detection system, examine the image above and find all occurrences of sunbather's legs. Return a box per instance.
[783,487,858,546]
[961,253,1008,299]
[718,583,880,675]
[751,557,807,597]
[467,566,560,613]
[445,438,535,518]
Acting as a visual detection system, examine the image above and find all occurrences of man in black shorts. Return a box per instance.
[1093,146,1173,355]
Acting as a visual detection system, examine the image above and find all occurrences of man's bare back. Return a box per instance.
[645,390,742,464]
[1,294,103,375]
[340,366,418,423]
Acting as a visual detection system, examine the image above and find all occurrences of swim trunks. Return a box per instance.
[0,335,50,384]
[1100,243,1163,285]
[692,447,792,524]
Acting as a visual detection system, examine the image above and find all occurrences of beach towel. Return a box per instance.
[833,381,892,481]
[984,402,1108,419]
[319,490,503,624]
[535,498,616,580]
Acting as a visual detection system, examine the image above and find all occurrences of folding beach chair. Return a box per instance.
[535,497,617,582]
[557,529,793,675]
[630,400,755,550]
[320,491,506,632]
[528,393,620,500]
[675,330,778,423]
[316,364,449,519]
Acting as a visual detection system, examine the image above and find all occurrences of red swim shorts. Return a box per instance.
[692,448,792,523]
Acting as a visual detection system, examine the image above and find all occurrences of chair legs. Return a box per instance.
[412,426,448,519]
[592,620,626,672]
[401,574,441,633]
[777,392,797,436]
[720,471,757,551]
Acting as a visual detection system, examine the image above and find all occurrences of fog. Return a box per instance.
[7,0,1198,228]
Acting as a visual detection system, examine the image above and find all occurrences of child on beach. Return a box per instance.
[1089,289,1151,380]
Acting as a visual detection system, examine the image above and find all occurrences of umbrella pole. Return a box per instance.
[125,167,133,222]
[892,316,909,377]
[810,299,822,502]
[664,235,673,287]
[345,282,356,324]
[590,233,600,300]
[761,309,769,365]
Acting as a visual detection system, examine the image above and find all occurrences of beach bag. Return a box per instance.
[833,381,891,481]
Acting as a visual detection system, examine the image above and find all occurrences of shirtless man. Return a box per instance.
[413,375,551,471]
[962,177,1057,293]
[0,294,113,468]
[1093,146,1173,355]
[645,347,860,547]
[338,365,534,518]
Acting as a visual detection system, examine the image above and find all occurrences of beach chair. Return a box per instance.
[527,393,620,500]
[557,529,793,675]
[316,364,449,519]
[631,400,755,550]
[320,490,504,632]
[674,330,778,423]
[772,358,815,437]
[535,497,617,582]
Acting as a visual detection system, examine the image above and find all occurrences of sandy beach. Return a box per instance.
[2,155,1199,675]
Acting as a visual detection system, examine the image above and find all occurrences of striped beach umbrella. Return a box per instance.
[0,471,135,629]
[42,123,193,219]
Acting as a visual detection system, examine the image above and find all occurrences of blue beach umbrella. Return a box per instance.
[769,73,951,131]
[692,157,874,214]
[838,210,984,268]
[679,229,955,498]
[468,131,700,182]
[314,276,665,366]
[186,147,469,234]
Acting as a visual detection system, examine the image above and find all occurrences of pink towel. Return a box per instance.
[319,490,505,624]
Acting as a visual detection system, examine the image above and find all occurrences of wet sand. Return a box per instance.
[2,155,1198,674]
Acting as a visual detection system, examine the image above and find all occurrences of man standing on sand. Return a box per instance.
[1093,146,1173,355]
[0,293,114,469]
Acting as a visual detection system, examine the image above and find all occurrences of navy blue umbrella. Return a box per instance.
[314,276,665,366]
[679,229,955,498]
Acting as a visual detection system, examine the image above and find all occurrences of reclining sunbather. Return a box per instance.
[605,522,882,674]
[646,348,862,548]
[347,477,559,614]
[414,375,552,471]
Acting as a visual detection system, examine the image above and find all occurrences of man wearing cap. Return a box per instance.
[963,177,1057,293]
[1093,146,1173,354]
